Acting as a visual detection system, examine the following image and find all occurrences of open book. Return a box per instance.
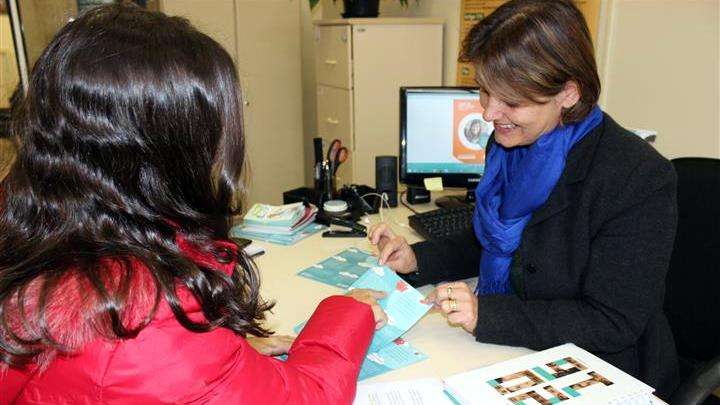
[355,343,655,405]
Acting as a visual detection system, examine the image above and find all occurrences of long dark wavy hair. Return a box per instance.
[0,3,273,367]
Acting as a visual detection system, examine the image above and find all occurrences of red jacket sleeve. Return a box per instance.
[99,295,375,404]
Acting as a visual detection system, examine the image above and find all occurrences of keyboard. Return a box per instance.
[408,205,475,240]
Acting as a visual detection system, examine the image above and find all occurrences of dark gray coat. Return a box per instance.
[405,113,679,399]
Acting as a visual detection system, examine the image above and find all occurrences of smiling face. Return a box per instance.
[478,81,580,148]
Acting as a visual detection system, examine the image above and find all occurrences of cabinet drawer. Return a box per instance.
[314,26,352,89]
[316,85,353,184]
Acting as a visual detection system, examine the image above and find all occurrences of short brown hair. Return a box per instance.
[460,0,600,123]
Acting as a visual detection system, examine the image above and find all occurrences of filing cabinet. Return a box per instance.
[314,19,443,187]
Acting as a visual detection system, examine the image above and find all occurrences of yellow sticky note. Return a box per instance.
[423,177,444,191]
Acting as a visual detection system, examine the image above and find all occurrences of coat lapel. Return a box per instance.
[526,116,606,228]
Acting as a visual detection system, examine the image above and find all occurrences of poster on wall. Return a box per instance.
[457,0,598,86]
[456,0,502,86]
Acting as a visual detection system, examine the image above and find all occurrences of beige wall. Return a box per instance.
[598,0,720,159]
[0,14,19,109]
[162,0,306,206]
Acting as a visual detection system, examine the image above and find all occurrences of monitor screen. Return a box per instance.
[399,87,493,189]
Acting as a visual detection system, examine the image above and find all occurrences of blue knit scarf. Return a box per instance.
[473,106,603,295]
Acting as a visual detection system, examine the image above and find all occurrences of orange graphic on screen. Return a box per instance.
[453,99,492,163]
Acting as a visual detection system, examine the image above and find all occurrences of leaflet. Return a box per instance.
[276,337,428,382]
[348,264,432,352]
[297,247,377,288]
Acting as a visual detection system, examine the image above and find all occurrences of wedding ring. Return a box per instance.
[447,286,454,300]
[449,299,458,312]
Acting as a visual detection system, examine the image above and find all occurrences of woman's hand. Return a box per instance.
[368,223,418,274]
[346,288,388,330]
[247,335,295,356]
[424,282,478,334]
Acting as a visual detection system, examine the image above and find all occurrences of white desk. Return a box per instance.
[253,198,534,383]
[252,197,667,403]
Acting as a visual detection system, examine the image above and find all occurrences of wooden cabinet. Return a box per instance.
[314,18,443,187]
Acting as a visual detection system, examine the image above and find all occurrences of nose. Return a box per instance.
[482,96,504,122]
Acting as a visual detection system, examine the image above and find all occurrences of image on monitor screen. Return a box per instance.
[400,87,493,189]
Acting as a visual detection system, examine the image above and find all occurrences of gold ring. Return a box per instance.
[447,286,454,300]
[449,299,458,312]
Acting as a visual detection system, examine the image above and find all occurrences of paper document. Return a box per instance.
[444,343,655,405]
[348,264,432,352]
[354,378,456,405]
[297,247,380,289]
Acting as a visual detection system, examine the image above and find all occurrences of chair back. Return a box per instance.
[664,157,720,361]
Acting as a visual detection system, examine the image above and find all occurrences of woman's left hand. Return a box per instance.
[247,335,295,356]
[424,282,478,334]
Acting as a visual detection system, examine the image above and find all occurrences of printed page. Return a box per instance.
[444,343,654,405]
[354,378,455,405]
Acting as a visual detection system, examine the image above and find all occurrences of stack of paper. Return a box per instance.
[230,202,325,245]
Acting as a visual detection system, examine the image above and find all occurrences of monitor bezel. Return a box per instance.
[399,86,484,189]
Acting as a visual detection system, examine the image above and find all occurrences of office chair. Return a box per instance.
[665,157,720,405]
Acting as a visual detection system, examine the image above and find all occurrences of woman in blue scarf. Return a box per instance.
[369,0,678,400]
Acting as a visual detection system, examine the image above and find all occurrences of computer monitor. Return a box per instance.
[399,87,493,201]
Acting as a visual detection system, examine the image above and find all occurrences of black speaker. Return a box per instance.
[375,156,397,207]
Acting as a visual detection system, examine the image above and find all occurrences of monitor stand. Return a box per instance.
[435,189,476,209]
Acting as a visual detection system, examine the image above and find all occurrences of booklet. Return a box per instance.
[243,202,306,228]
[443,343,655,405]
[297,247,380,289]
[349,264,432,352]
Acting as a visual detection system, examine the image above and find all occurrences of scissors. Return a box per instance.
[326,139,349,175]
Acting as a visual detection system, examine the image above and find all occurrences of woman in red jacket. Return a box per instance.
[0,4,386,404]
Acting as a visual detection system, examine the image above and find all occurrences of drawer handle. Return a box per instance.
[326,118,339,125]
[324,59,337,66]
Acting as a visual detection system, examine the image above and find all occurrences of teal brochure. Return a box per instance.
[358,337,428,380]
[349,264,432,352]
[297,247,377,288]
[275,337,427,381]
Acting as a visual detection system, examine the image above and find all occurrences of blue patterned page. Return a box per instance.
[297,247,376,288]
[358,338,428,381]
[275,337,427,382]
[349,265,432,352]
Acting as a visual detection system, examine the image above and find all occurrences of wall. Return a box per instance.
[16,0,77,69]
[598,0,719,159]
[162,0,306,206]
[0,14,19,109]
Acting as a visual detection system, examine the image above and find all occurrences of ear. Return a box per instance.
[557,81,581,109]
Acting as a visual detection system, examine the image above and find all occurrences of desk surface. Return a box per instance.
[253,196,534,383]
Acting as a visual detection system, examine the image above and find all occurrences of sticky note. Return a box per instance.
[423,177,444,191]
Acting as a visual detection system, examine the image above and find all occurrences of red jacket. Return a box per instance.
[0,238,375,404]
